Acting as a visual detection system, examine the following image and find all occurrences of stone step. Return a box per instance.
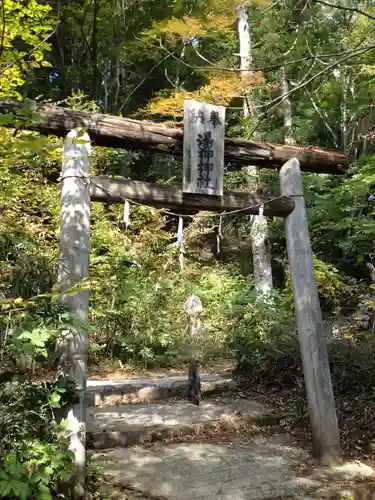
[91,434,375,500]
[87,399,282,449]
[85,374,234,406]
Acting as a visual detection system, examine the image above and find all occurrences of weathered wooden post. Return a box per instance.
[58,128,91,497]
[279,158,341,464]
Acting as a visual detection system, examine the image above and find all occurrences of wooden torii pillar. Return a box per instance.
[280,159,340,464]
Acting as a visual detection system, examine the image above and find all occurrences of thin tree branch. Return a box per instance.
[282,30,300,57]
[193,46,237,72]
[0,0,5,61]
[0,26,58,76]
[263,0,281,14]
[164,67,187,90]
[314,0,375,22]
[248,43,375,139]
[306,88,339,146]
[158,38,372,74]
[118,54,171,113]
[289,59,318,89]
[257,43,375,110]
[305,38,330,65]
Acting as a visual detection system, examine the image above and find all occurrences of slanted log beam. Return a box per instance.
[0,100,348,174]
[89,176,295,217]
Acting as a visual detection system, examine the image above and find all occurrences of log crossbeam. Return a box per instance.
[0,100,348,174]
[89,176,295,217]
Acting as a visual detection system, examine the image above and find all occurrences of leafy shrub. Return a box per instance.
[285,256,354,312]
[234,298,375,396]
[230,289,298,379]
[0,303,78,498]
[306,159,375,275]
[328,337,375,394]
[90,250,257,365]
[0,438,72,500]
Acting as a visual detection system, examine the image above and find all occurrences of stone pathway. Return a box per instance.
[88,374,375,499]
[87,399,279,449]
[92,435,374,500]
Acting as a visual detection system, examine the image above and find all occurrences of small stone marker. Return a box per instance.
[183,99,226,196]
[185,295,203,315]
[185,295,204,340]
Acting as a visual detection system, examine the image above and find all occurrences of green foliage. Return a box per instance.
[302,158,375,277]
[0,307,76,498]
[230,289,297,375]
[89,218,254,364]
[0,0,54,98]
[0,441,71,500]
[235,326,375,396]
[285,256,354,311]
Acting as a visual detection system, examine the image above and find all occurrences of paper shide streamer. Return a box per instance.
[216,215,223,254]
[123,200,130,247]
[119,196,269,265]
[177,216,184,270]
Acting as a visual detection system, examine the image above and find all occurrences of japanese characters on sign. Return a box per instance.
[183,99,226,196]
[196,131,214,189]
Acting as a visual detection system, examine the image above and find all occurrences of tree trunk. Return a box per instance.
[237,5,273,295]
[340,66,348,152]
[90,0,101,101]
[281,67,296,146]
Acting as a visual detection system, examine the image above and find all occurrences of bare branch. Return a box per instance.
[118,54,170,113]
[306,38,330,66]
[192,46,238,72]
[282,30,300,57]
[0,0,5,61]
[158,38,372,75]
[248,43,375,138]
[314,0,375,22]
[257,43,375,110]
[306,89,339,146]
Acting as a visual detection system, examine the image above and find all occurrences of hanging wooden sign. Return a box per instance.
[183,99,226,197]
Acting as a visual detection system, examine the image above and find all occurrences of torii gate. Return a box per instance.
[0,98,347,498]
